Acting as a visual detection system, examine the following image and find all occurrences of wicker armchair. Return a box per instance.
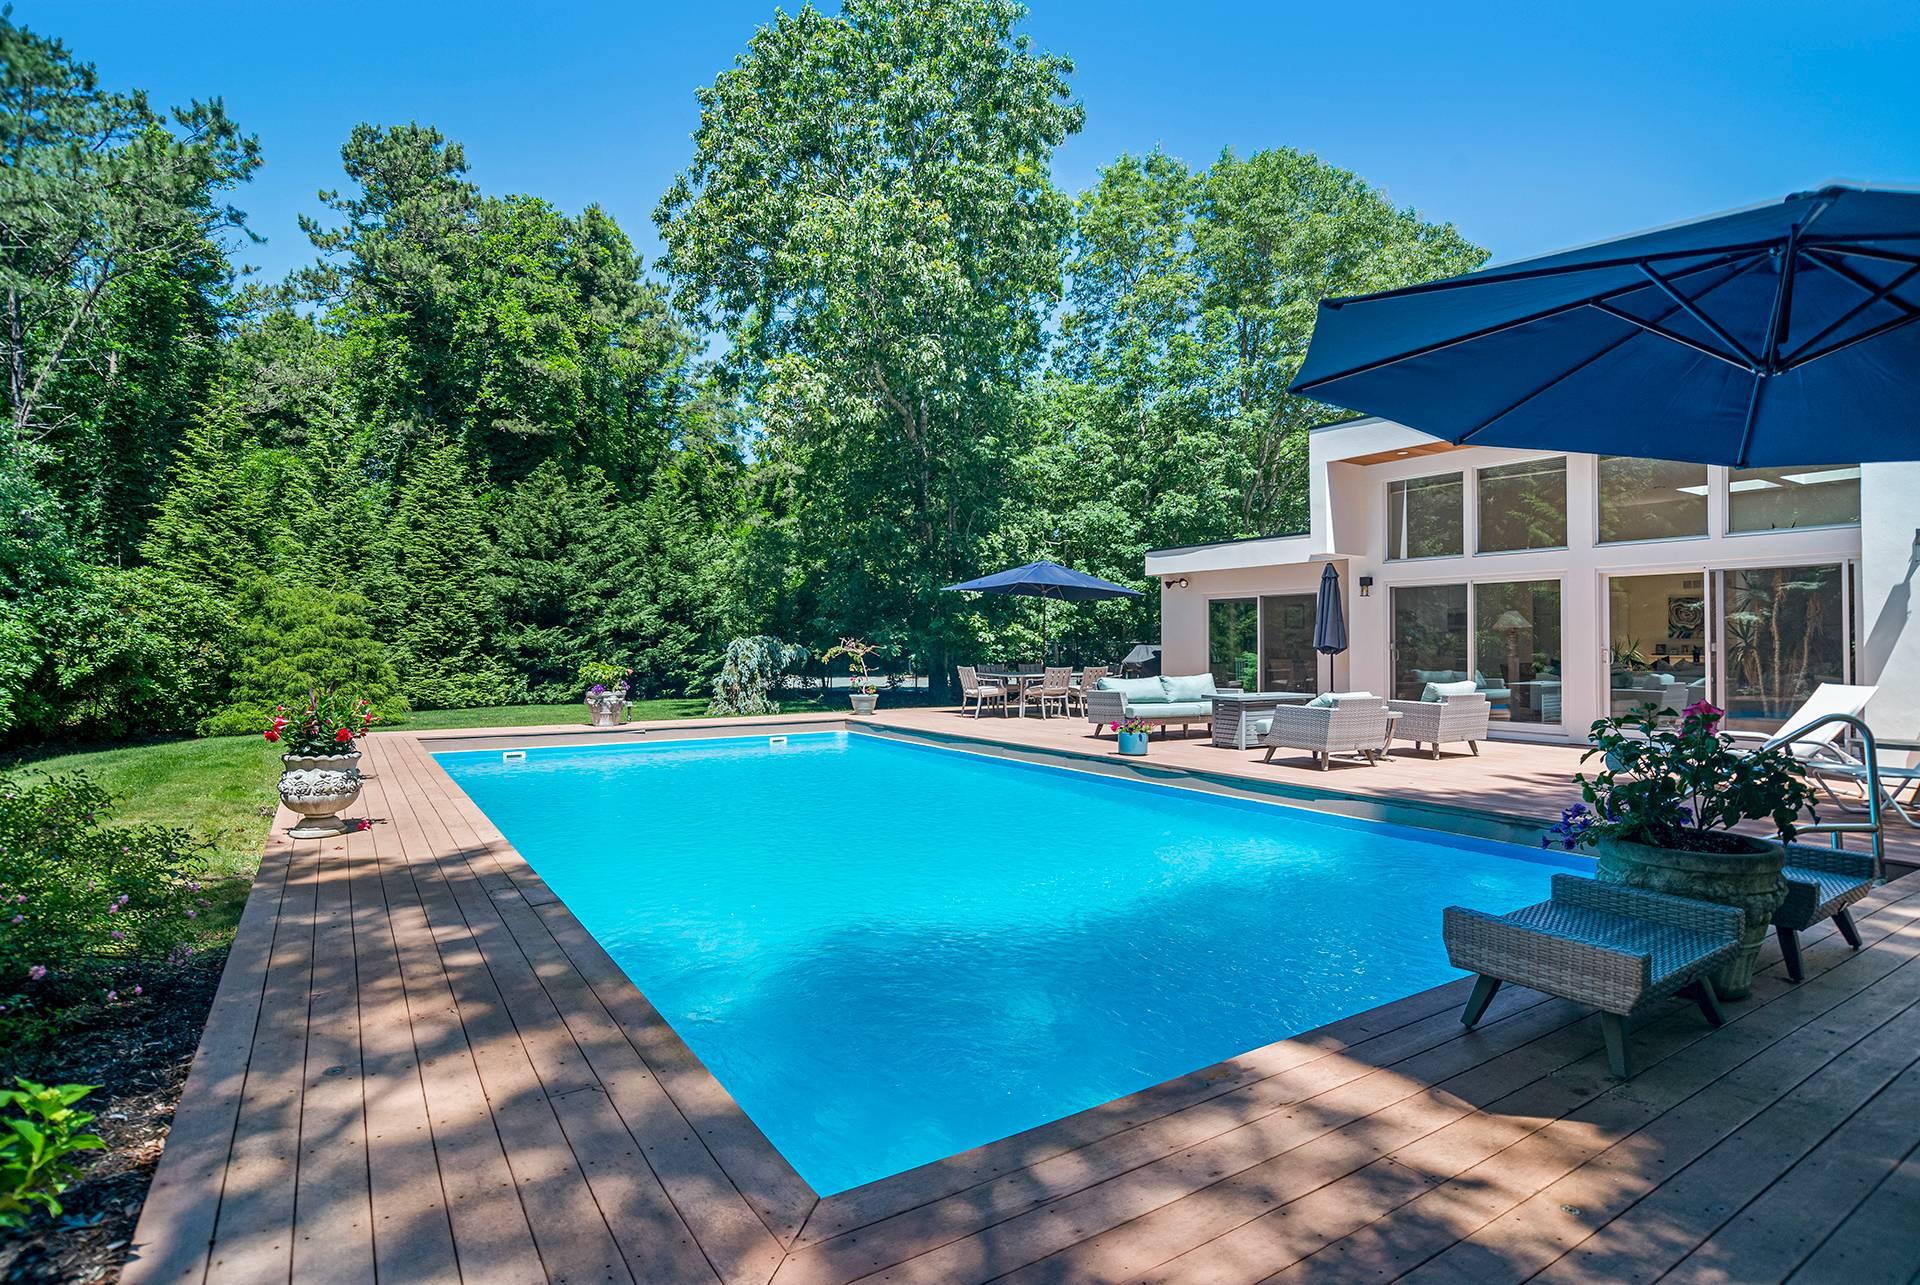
[1388,693,1492,759]
[1258,696,1393,770]
[955,666,1007,718]
[1774,842,1877,981]
[1444,874,1742,1078]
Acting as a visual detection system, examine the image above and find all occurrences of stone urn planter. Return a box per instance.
[279,751,365,838]
[585,694,630,727]
[1594,833,1786,999]
[848,690,879,717]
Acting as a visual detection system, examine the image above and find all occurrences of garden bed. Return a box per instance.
[0,954,224,1284]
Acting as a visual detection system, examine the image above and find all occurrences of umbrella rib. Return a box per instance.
[1781,262,1920,367]
[1293,252,1760,394]
[1787,308,1920,371]
[1588,302,1755,371]
[1639,264,1764,371]
[1801,249,1920,316]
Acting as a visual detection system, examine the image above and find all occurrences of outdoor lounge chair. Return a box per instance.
[1388,692,1491,759]
[1722,684,1912,823]
[1257,694,1392,770]
[956,666,1008,718]
[1084,674,1216,738]
[1774,842,1877,982]
[1445,874,1742,1079]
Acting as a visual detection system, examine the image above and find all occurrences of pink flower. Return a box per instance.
[27,965,46,981]
[111,930,125,941]
[185,908,198,919]
[10,915,22,925]
[105,990,118,1002]
[132,985,142,996]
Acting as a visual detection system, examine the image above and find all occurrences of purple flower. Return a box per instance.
[27,964,46,981]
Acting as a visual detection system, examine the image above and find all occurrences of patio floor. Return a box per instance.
[125,713,1920,1284]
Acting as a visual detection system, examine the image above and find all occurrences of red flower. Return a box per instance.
[334,727,354,743]
[263,728,280,743]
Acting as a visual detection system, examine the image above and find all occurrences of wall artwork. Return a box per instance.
[1667,595,1704,641]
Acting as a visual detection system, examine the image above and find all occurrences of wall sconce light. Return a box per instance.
[1162,576,1188,590]
[1358,575,1374,597]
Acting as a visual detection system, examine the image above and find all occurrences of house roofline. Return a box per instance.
[1144,530,1310,559]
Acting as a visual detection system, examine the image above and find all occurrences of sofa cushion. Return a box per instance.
[1131,700,1212,719]
[1159,673,1218,702]
[1308,690,1375,708]
[1098,675,1168,704]
[1422,678,1480,702]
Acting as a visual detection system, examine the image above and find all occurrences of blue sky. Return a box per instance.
[27,1,1920,286]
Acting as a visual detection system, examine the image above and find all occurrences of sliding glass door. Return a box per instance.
[1719,564,1848,731]
[1392,581,1564,725]
[1209,593,1326,693]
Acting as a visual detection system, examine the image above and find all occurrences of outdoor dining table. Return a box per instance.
[978,667,1078,717]
[1209,690,1317,749]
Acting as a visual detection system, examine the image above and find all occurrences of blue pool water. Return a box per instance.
[437,732,1584,1194]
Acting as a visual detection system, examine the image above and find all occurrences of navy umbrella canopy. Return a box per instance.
[1292,186,1920,466]
[943,560,1141,656]
[942,560,1142,602]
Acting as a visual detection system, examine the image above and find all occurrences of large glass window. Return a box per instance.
[1391,584,1469,702]
[1728,465,1861,532]
[1473,580,1563,724]
[1598,456,1709,543]
[1387,473,1463,560]
[1207,598,1257,689]
[1259,594,1320,694]
[1477,457,1567,552]
[1721,564,1847,730]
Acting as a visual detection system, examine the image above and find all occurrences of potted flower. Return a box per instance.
[1112,715,1153,757]
[581,664,633,727]
[265,687,375,838]
[1547,700,1818,999]
[822,637,881,716]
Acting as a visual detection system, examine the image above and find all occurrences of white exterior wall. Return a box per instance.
[1149,420,1886,746]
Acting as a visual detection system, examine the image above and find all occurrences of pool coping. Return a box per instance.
[408,713,1580,1246]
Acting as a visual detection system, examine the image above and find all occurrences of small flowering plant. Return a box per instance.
[1110,715,1154,737]
[0,772,206,1040]
[1550,699,1818,854]
[821,637,881,695]
[264,686,374,757]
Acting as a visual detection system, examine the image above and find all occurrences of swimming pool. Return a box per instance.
[436,730,1584,1195]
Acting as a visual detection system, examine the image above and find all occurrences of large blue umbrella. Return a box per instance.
[1291,185,1920,466]
[943,560,1141,655]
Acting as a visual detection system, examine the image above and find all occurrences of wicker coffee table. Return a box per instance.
[1211,690,1316,749]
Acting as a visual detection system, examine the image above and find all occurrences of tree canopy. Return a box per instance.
[0,1,1485,740]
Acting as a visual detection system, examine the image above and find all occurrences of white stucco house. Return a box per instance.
[1146,417,1919,754]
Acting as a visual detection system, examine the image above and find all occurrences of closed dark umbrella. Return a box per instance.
[1292,186,1920,466]
[942,560,1142,656]
[1312,562,1347,693]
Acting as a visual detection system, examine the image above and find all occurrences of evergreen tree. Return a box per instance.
[202,580,407,735]
[367,435,509,709]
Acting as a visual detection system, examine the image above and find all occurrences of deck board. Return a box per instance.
[127,716,1920,1284]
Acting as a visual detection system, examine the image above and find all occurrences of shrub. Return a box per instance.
[0,1080,104,1229]
[200,580,408,736]
[0,772,207,1037]
[11,566,237,740]
[707,636,807,717]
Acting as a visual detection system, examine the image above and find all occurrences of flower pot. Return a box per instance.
[585,698,629,727]
[849,691,879,717]
[1118,730,1149,757]
[279,751,364,839]
[1594,833,1786,1000]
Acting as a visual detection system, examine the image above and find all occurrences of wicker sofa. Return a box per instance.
[1444,874,1742,1079]
[1256,694,1393,770]
[1389,692,1491,759]
[1084,673,1217,739]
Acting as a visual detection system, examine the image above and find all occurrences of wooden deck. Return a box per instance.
[125,714,1920,1284]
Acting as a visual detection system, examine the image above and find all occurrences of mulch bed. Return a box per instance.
[0,953,226,1284]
